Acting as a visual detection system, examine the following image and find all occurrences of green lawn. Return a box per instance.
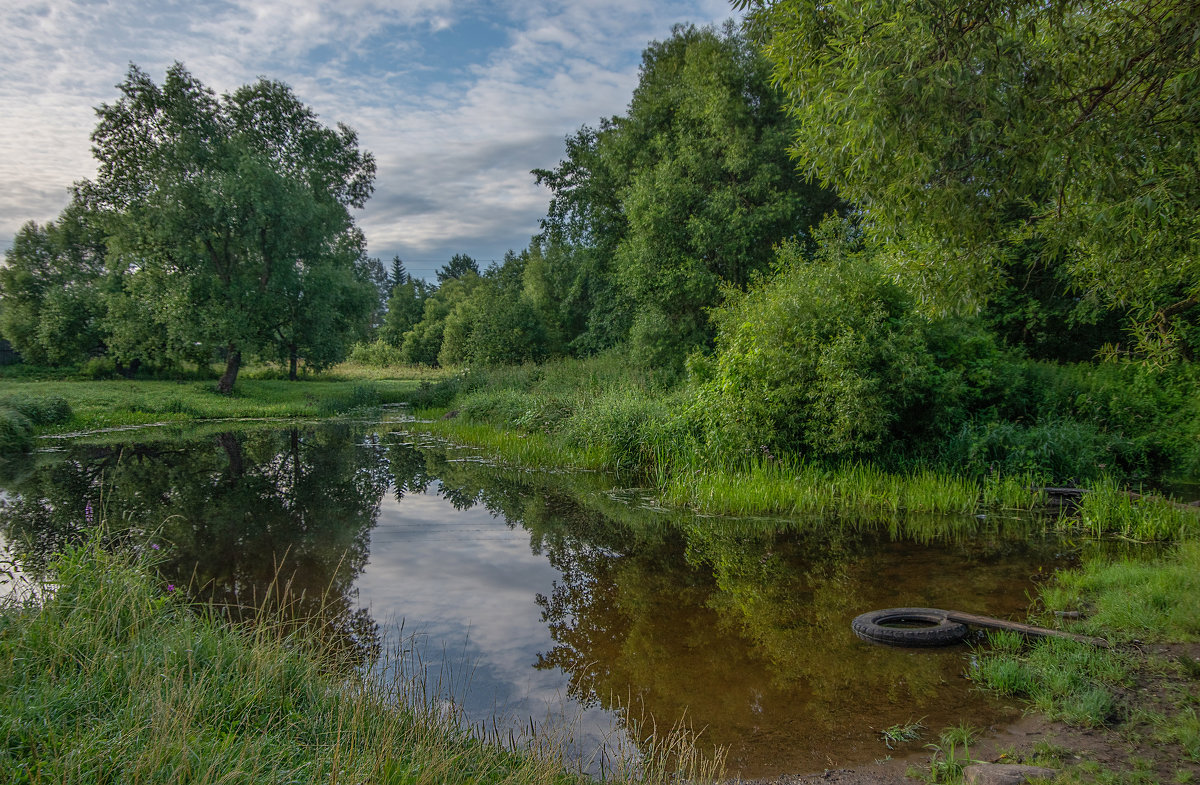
[0,376,421,433]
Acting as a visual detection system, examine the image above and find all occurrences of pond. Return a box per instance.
[0,417,1074,778]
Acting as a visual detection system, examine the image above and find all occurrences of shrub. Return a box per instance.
[0,393,73,426]
[0,408,34,455]
[696,223,941,462]
[347,340,407,368]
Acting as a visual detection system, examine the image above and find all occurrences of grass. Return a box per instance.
[1039,540,1200,642]
[661,458,1044,518]
[880,718,925,749]
[909,724,982,783]
[970,632,1130,727]
[0,377,421,436]
[0,539,722,785]
[1070,479,1200,541]
[964,537,1200,778]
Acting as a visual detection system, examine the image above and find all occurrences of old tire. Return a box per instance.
[852,607,968,647]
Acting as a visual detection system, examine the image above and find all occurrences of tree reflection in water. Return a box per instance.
[0,424,390,669]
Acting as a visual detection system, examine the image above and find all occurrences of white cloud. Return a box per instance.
[0,0,740,274]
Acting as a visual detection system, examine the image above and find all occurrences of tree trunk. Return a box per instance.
[289,344,298,381]
[217,346,241,394]
[216,432,244,478]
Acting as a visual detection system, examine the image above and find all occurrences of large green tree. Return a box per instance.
[77,64,377,391]
[741,0,1200,357]
[535,23,841,363]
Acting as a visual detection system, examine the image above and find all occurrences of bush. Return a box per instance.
[941,418,1139,484]
[346,340,407,368]
[696,224,941,462]
[565,388,695,475]
[0,408,34,455]
[0,393,73,426]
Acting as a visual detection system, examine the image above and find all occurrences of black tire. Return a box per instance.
[851,607,969,647]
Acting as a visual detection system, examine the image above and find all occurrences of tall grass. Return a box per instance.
[0,541,723,785]
[1071,478,1200,541]
[661,458,1043,518]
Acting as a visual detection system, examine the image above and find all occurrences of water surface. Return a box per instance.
[0,420,1072,777]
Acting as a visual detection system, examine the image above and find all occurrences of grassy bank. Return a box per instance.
[0,377,421,437]
[0,541,714,785]
[399,353,1200,524]
[959,537,1200,783]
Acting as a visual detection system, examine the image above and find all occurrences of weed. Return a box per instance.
[880,717,925,749]
[921,724,980,783]
[1155,706,1200,762]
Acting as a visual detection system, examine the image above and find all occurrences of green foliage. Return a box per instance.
[77,63,377,391]
[534,23,840,361]
[696,223,940,460]
[398,275,479,365]
[439,268,550,367]
[744,0,1200,356]
[436,253,480,284]
[348,339,409,367]
[0,409,33,456]
[381,277,433,346]
[0,202,109,366]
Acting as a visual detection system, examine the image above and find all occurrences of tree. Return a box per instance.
[533,124,633,354]
[0,202,109,366]
[740,0,1200,357]
[399,274,480,364]
[389,256,408,288]
[267,231,378,379]
[439,249,551,366]
[380,276,433,347]
[436,253,480,284]
[77,64,376,392]
[535,24,841,364]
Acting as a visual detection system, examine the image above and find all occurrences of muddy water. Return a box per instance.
[0,422,1070,777]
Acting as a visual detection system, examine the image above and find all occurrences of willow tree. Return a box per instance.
[740,0,1200,356]
[78,64,376,391]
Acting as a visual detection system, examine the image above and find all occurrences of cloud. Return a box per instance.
[0,0,741,272]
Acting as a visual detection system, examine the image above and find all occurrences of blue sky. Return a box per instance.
[1,0,738,281]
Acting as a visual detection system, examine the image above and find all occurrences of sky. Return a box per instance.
[0,0,738,281]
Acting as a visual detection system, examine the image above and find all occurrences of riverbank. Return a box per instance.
[0,540,718,785]
[0,362,444,440]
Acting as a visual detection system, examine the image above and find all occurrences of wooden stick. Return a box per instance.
[944,610,1110,648]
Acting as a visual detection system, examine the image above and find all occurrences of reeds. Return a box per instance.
[662,458,1045,518]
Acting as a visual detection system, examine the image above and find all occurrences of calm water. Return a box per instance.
[0,419,1072,777]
